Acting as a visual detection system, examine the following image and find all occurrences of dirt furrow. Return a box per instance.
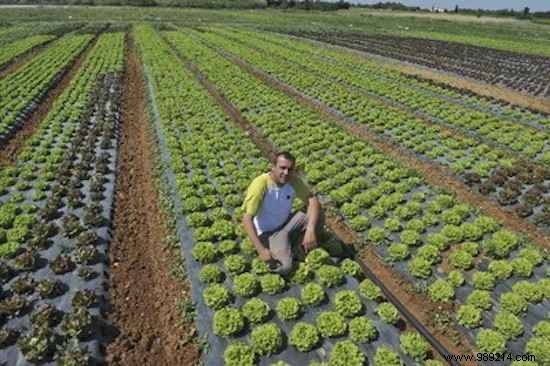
[104,34,200,366]
[397,64,550,114]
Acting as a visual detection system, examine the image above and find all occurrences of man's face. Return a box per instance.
[271,156,294,185]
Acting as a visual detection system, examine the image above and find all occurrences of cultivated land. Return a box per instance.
[0,7,548,366]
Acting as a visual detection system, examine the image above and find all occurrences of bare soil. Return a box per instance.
[353,8,525,24]
[177,48,474,364]
[292,34,550,114]
[398,64,550,114]
[104,34,200,366]
[0,36,96,167]
[225,53,550,250]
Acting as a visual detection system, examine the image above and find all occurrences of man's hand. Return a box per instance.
[302,228,317,254]
[258,247,273,262]
[243,213,273,263]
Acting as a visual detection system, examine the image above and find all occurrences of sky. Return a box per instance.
[346,0,550,12]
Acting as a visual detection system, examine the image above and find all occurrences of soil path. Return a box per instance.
[398,64,550,115]
[104,34,200,366]
[0,34,97,167]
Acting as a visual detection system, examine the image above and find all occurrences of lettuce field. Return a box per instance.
[0,10,548,366]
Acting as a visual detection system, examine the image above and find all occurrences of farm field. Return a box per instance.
[0,8,549,366]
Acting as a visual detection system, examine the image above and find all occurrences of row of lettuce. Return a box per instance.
[0,34,55,69]
[162,28,549,365]
[0,22,79,47]
[252,30,550,129]
[221,27,550,164]
[135,24,447,366]
[0,34,93,143]
[189,27,549,232]
[0,33,124,364]
[276,33,549,129]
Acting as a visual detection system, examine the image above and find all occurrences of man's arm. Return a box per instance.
[242,213,272,262]
[242,176,272,262]
[302,195,321,253]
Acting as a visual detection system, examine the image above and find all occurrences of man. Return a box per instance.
[242,151,321,275]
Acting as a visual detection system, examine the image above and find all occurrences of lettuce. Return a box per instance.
[289,322,319,352]
[233,273,260,298]
[213,307,245,337]
[466,290,493,310]
[260,273,286,295]
[472,271,496,291]
[349,316,378,343]
[203,284,232,310]
[301,283,325,306]
[500,292,528,315]
[334,290,363,317]
[316,311,347,338]
[317,265,345,288]
[377,302,400,324]
[476,329,506,353]
[373,346,403,366]
[449,250,473,270]
[457,305,482,328]
[358,279,385,302]
[250,323,283,356]
[494,311,524,340]
[400,331,430,361]
[428,279,455,303]
[328,340,366,366]
[276,297,302,321]
[408,257,432,279]
[224,254,249,276]
[199,264,225,284]
[224,342,255,366]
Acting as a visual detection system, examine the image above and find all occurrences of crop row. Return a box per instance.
[299,32,550,98]
[136,25,444,366]
[164,29,550,364]
[240,29,550,131]
[191,28,550,231]
[0,34,93,146]
[0,32,124,365]
[402,75,550,129]
[211,27,549,168]
[230,27,550,153]
[0,35,55,69]
[0,23,79,47]
[0,24,44,45]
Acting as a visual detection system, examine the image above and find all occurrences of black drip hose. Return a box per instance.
[356,258,462,366]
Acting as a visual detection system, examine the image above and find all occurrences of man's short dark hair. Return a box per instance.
[271,151,295,165]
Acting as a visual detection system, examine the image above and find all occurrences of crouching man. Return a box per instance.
[241,151,321,275]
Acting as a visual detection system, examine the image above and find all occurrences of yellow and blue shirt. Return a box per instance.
[242,173,309,235]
